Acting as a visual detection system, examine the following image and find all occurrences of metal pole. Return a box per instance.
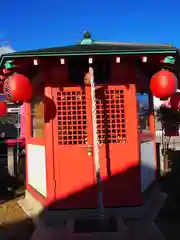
[89,67,105,218]
[16,103,20,173]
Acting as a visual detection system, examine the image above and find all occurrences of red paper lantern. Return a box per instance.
[150,70,177,98]
[0,101,7,116]
[3,74,32,102]
[170,93,180,109]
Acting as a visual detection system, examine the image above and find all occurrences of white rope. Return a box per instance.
[89,67,104,217]
[89,67,99,170]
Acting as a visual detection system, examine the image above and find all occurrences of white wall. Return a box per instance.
[140,141,156,192]
[27,144,47,197]
[153,96,170,109]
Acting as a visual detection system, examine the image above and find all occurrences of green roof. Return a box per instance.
[1,42,178,57]
[0,41,178,69]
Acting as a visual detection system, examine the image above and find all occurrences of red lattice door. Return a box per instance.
[95,86,136,207]
[52,87,97,209]
[52,85,139,209]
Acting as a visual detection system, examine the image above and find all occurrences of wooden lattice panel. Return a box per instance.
[57,90,87,145]
[96,89,127,143]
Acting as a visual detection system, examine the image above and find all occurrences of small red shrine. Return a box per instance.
[0,33,179,219]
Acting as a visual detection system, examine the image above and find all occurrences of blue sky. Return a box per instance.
[0,0,180,51]
[137,94,149,110]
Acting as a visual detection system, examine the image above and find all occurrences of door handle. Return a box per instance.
[82,144,102,156]
[82,144,93,156]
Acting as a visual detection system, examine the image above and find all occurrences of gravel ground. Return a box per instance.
[0,197,35,240]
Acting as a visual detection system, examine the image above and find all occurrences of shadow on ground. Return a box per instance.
[0,219,35,240]
[1,149,180,239]
[155,149,180,240]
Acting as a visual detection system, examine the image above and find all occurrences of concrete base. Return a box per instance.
[18,190,43,226]
[18,187,167,239]
[31,221,165,240]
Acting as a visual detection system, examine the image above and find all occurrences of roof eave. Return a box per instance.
[0,48,178,70]
[1,48,178,58]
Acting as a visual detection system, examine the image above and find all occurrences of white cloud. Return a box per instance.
[0,46,15,56]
